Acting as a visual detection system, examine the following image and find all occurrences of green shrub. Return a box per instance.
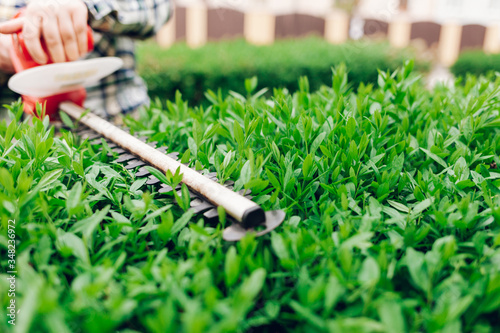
[451,50,500,77]
[0,62,499,332]
[137,37,427,105]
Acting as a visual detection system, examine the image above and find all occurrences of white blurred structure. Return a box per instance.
[176,0,335,15]
[162,0,500,65]
[176,0,500,25]
[358,0,500,25]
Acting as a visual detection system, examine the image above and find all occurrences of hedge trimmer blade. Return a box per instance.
[67,102,285,241]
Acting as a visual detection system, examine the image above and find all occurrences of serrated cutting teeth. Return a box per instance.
[146,176,161,185]
[175,190,198,199]
[125,160,146,170]
[192,202,215,214]
[93,140,117,148]
[107,148,126,155]
[158,184,181,193]
[203,208,220,222]
[135,167,151,177]
[71,122,285,242]
[166,152,179,159]
[91,138,113,146]
[115,154,137,163]
[84,132,103,140]
[224,180,235,187]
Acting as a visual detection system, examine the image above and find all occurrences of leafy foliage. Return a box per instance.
[137,38,428,105]
[1,61,500,332]
[451,50,500,78]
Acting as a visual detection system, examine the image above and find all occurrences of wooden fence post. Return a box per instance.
[439,22,462,66]
[157,15,176,48]
[325,10,349,44]
[484,24,500,53]
[245,12,275,45]
[389,16,411,48]
[186,4,207,48]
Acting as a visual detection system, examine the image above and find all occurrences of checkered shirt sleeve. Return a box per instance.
[0,0,172,118]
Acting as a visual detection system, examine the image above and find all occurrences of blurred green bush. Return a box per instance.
[451,51,500,77]
[137,37,427,105]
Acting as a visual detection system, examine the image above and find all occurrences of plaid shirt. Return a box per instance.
[0,0,172,118]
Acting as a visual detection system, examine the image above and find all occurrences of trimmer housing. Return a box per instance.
[9,10,94,118]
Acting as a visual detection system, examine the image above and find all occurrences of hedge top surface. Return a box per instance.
[451,50,500,78]
[137,37,427,105]
[0,61,499,333]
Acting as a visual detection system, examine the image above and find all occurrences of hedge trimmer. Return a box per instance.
[6,20,285,241]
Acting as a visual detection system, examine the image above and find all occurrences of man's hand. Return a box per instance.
[0,0,89,64]
[0,34,15,73]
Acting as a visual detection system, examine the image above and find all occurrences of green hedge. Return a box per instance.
[137,37,427,105]
[2,62,500,332]
[451,50,500,77]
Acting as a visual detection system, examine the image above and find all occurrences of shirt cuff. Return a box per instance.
[0,72,9,87]
[82,0,115,22]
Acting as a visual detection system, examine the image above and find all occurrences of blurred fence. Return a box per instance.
[156,4,500,66]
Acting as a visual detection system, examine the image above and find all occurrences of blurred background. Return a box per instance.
[158,0,500,61]
[138,0,500,104]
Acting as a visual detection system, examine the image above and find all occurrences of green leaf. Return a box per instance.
[66,182,83,216]
[170,209,195,235]
[324,276,344,313]
[358,257,380,286]
[157,210,174,242]
[271,233,290,263]
[378,300,406,333]
[110,211,130,225]
[72,160,84,177]
[239,268,266,301]
[180,183,191,211]
[411,198,433,217]
[130,177,148,193]
[59,111,75,129]
[342,232,373,250]
[414,185,426,201]
[56,230,89,264]
[302,154,313,178]
[218,206,226,225]
[144,204,174,222]
[180,149,191,164]
[234,120,244,147]
[145,166,170,185]
[420,148,448,168]
[239,160,252,185]
[245,76,258,94]
[348,140,359,161]
[188,137,198,159]
[405,248,428,292]
[456,179,476,189]
[4,116,17,145]
[387,200,409,213]
[310,132,326,155]
[0,168,14,192]
[192,120,203,146]
[70,205,110,240]
[346,117,356,139]
[224,246,241,287]
[290,300,326,330]
[36,169,63,192]
[266,169,281,190]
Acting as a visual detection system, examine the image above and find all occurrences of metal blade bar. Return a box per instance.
[61,102,265,229]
